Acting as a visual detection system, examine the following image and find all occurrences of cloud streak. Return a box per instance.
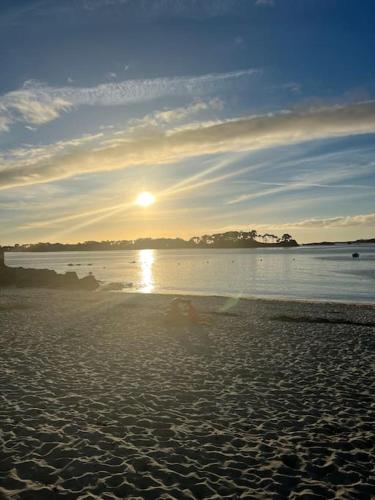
[289,213,375,228]
[214,213,375,236]
[255,0,275,6]
[258,213,375,229]
[227,162,375,205]
[128,98,223,130]
[81,0,239,19]
[0,70,255,131]
[0,0,240,27]
[1,100,375,190]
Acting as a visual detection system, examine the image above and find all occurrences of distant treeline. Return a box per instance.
[303,238,375,246]
[3,231,298,252]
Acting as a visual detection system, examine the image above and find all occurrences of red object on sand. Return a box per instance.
[188,302,200,323]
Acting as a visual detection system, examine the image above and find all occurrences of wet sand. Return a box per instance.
[0,289,374,499]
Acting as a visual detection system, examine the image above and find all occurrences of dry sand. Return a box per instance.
[0,289,374,499]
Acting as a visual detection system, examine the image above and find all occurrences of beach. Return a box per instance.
[0,289,374,499]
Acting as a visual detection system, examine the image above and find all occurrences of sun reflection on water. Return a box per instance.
[139,249,154,292]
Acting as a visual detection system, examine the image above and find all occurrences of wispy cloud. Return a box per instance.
[0,70,256,132]
[82,0,239,19]
[1,0,239,26]
[255,0,275,6]
[285,213,375,228]
[234,35,246,48]
[128,98,223,130]
[105,72,118,80]
[213,208,375,232]
[1,100,375,190]
[248,213,375,231]
[281,82,302,94]
[0,81,72,132]
[0,132,103,186]
[227,161,375,205]
[0,115,11,132]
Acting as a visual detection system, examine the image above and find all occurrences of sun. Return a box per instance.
[136,191,155,207]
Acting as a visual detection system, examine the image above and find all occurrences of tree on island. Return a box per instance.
[260,233,279,244]
[280,233,293,243]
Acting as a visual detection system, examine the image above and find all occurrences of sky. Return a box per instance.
[1,0,375,244]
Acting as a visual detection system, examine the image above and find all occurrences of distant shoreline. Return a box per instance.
[1,231,299,252]
[4,242,299,252]
[4,240,375,252]
[3,238,375,253]
[302,238,375,246]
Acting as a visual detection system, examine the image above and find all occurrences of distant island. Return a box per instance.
[303,238,375,246]
[2,230,298,252]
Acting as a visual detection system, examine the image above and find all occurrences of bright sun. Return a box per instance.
[136,191,155,207]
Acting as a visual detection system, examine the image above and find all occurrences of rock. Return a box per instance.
[0,265,99,290]
[78,275,99,290]
[101,282,125,291]
[61,271,80,287]
[0,266,14,286]
[101,281,133,291]
[0,246,5,267]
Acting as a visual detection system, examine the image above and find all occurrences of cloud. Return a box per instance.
[1,0,240,25]
[255,0,274,6]
[0,133,103,184]
[214,213,375,235]
[128,98,223,130]
[234,35,246,48]
[1,100,375,190]
[0,80,72,130]
[0,115,11,132]
[81,0,239,19]
[0,70,255,132]
[0,0,241,26]
[281,82,302,94]
[227,162,375,205]
[286,213,375,228]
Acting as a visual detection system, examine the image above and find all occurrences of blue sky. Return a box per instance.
[1,0,375,243]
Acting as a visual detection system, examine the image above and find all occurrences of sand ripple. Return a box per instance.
[0,290,374,498]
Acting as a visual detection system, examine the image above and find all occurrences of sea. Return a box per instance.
[5,244,375,304]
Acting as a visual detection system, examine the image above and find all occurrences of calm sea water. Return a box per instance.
[5,245,375,303]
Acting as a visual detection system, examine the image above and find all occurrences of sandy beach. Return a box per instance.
[0,289,374,499]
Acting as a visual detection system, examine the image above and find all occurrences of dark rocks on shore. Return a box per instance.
[101,282,125,291]
[0,265,99,290]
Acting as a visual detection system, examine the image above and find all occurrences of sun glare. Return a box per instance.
[136,191,155,207]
